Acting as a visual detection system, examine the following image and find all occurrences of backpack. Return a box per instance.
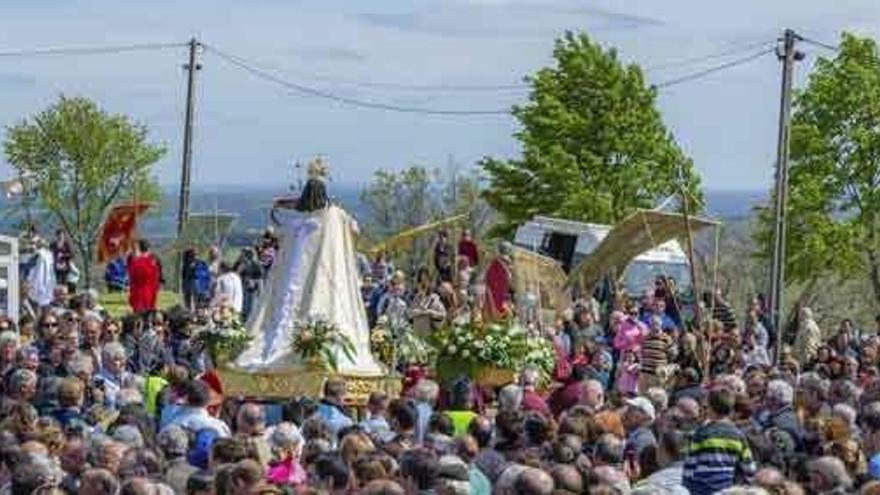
[192,259,212,297]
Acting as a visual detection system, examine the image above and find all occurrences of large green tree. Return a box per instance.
[4,96,165,288]
[481,31,701,237]
[755,33,880,309]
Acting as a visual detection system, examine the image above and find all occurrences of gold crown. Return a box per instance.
[307,157,329,180]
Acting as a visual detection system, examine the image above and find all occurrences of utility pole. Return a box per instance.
[176,37,201,290]
[769,29,804,362]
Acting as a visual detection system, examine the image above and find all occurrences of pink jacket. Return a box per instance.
[613,317,648,353]
[267,458,307,486]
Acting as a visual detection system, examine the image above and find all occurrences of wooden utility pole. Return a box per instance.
[769,29,803,362]
[677,162,709,377]
[176,37,200,290]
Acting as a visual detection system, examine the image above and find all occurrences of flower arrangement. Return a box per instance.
[429,318,555,384]
[371,316,433,368]
[370,319,395,367]
[523,335,557,381]
[197,308,252,365]
[291,315,356,371]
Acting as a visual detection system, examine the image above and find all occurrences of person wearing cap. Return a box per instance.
[623,396,657,458]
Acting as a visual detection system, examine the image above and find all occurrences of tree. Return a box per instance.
[754,33,880,309]
[481,31,701,237]
[4,96,165,288]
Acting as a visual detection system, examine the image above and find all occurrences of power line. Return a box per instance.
[206,39,779,94]
[798,36,839,52]
[654,47,776,89]
[203,44,511,116]
[645,39,776,71]
[0,42,186,58]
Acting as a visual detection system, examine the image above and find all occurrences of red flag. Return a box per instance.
[97,202,151,263]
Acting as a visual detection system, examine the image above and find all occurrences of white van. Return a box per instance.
[513,215,691,294]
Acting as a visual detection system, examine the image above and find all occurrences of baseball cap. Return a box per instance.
[624,397,656,422]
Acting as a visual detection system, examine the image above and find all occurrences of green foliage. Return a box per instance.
[754,33,880,307]
[360,166,438,241]
[291,315,357,372]
[3,96,165,287]
[481,31,701,237]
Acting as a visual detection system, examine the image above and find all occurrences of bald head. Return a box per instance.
[515,468,555,495]
[236,403,265,436]
[550,464,583,494]
[583,379,605,410]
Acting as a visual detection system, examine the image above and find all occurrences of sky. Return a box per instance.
[0,0,879,191]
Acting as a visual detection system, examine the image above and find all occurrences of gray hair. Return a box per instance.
[808,456,852,491]
[646,387,669,412]
[112,425,144,450]
[270,422,304,454]
[157,426,189,457]
[520,366,541,389]
[0,331,17,347]
[117,387,144,408]
[69,354,95,376]
[766,379,794,406]
[414,379,440,404]
[9,369,37,393]
[102,342,127,361]
[832,403,857,428]
[800,372,830,395]
[498,385,523,412]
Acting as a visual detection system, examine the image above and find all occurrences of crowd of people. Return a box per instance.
[5,223,880,495]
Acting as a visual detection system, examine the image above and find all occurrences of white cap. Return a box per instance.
[625,397,656,422]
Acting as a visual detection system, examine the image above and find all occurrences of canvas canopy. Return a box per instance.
[367,214,467,256]
[510,246,570,311]
[568,210,718,290]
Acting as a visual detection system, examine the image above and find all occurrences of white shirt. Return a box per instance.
[27,248,56,306]
[214,272,243,313]
[162,406,231,438]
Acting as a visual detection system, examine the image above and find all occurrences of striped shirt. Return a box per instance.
[683,419,756,495]
[640,331,673,376]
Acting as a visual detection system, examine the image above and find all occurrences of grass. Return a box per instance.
[101,290,180,318]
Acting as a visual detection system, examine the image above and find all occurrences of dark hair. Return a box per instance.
[296,178,330,212]
[389,399,418,431]
[184,380,211,408]
[592,433,624,465]
[138,239,150,252]
[708,387,736,416]
[428,413,454,436]
[212,437,248,464]
[468,416,493,448]
[314,453,351,490]
[449,378,473,411]
[186,472,214,495]
[400,448,439,491]
[495,410,525,444]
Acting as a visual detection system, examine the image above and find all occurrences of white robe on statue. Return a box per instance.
[27,247,56,307]
[235,205,383,375]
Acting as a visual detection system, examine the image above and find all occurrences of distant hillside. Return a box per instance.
[0,186,766,244]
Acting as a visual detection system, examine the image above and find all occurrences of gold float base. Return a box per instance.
[218,365,401,405]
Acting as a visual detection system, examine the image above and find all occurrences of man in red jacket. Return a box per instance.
[457,229,479,268]
[128,239,161,314]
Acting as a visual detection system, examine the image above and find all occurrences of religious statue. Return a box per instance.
[234,158,383,375]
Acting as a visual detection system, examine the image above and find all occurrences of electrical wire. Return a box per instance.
[203,44,511,116]
[204,39,779,94]
[645,39,777,71]
[798,36,839,52]
[654,47,776,89]
[0,42,186,58]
